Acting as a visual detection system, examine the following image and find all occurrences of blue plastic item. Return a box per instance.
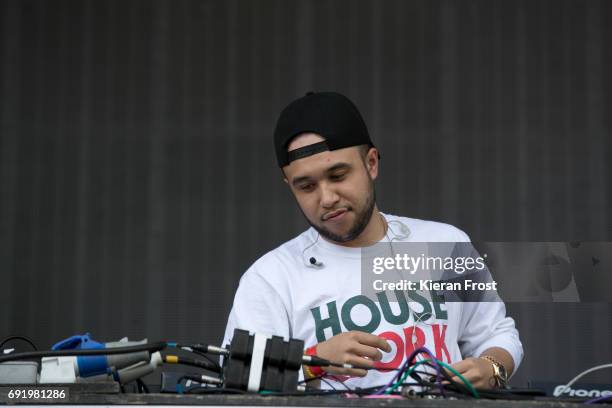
[52,333,109,377]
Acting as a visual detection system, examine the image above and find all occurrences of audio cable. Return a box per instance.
[162,354,221,373]
[0,342,167,364]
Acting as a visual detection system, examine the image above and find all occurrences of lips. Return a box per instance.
[323,209,347,221]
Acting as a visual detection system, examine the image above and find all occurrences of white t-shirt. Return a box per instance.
[223,213,523,389]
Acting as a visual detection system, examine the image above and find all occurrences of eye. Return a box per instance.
[299,183,316,192]
[329,172,347,181]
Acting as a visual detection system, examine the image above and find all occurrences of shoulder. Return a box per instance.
[239,228,315,283]
[384,213,471,242]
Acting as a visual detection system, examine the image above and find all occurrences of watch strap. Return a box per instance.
[479,355,508,388]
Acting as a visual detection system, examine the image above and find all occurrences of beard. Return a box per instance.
[306,178,376,244]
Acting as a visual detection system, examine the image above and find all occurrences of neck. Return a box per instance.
[323,205,386,248]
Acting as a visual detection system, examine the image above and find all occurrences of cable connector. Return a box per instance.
[175,374,223,394]
[192,345,229,356]
[167,342,229,356]
[162,354,220,373]
[301,354,370,370]
[301,354,331,367]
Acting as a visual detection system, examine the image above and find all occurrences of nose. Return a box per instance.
[320,182,340,209]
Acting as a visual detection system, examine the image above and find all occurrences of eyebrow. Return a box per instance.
[291,162,352,187]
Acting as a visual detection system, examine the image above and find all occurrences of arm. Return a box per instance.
[451,301,523,389]
[226,276,391,384]
[448,346,515,389]
[444,234,523,389]
[223,265,291,347]
[480,346,515,377]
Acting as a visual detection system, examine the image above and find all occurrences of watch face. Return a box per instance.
[497,364,508,383]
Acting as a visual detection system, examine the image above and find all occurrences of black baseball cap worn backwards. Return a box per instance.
[273,91,375,167]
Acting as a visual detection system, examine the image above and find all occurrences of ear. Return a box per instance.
[365,147,379,180]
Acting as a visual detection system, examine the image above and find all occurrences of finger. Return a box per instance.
[448,360,471,374]
[459,367,496,390]
[440,366,469,385]
[447,371,486,390]
[344,368,368,377]
[348,343,384,361]
[444,375,460,386]
[345,354,376,370]
[324,365,368,378]
[445,374,472,388]
[430,364,459,382]
[353,332,392,352]
[321,353,374,373]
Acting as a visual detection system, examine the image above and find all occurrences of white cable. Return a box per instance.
[557,363,612,395]
[302,232,322,267]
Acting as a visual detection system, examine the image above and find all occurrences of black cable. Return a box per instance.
[172,343,229,357]
[261,385,384,397]
[431,367,473,398]
[371,361,436,396]
[419,388,470,399]
[298,370,434,397]
[0,335,38,351]
[305,355,402,372]
[259,389,348,397]
[259,386,425,397]
[136,379,150,394]
[319,377,339,391]
[0,341,167,364]
[400,361,457,393]
[298,375,320,385]
[299,372,363,393]
[299,374,338,388]
[176,374,205,393]
[181,349,221,373]
[299,373,348,392]
[407,369,437,388]
[162,355,221,373]
[467,388,537,400]
[353,384,420,395]
[411,374,534,401]
[421,385,504,400]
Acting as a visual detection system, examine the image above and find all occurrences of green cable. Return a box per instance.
[385,360,430,394]
[437,360,479,398]
[385,358,479,398]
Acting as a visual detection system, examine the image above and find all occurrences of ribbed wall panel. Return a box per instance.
[0,0,610,385]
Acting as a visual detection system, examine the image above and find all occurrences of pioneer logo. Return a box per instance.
[553,385,612,398]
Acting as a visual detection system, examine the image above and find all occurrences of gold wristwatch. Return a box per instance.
[479,355,508,388]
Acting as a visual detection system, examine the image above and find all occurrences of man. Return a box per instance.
[223,92,523,390]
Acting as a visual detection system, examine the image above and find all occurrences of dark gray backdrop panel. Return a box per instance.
[0,0,610,386]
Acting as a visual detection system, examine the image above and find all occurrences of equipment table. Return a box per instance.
[0,384,592,407]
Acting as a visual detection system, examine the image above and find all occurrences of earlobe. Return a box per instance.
[368,151,379,179]
[370,165,378,180]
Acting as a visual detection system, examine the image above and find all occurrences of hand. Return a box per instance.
[447,357,496,390]
[314,331,392,377]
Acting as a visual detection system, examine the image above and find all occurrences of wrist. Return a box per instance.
[304,345,324,379]
[479,355,508,388]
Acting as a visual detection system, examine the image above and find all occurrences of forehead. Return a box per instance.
[283,133,361,180]
[287,133,326,151]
